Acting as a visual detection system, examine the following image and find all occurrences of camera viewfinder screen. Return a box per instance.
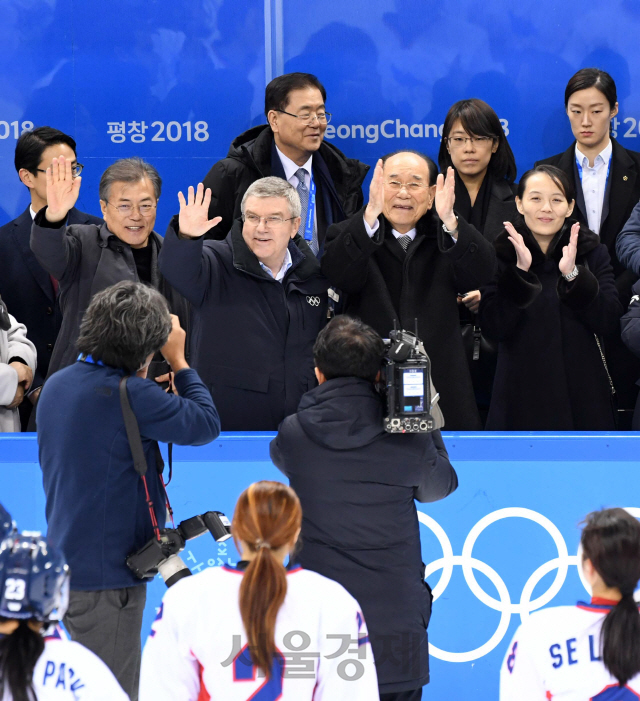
[401,368,425,414]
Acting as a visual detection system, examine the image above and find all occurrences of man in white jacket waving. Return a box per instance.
[0,294,36,432]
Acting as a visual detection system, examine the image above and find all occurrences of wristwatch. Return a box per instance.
[442,216,458,234]
[563,265,579,281]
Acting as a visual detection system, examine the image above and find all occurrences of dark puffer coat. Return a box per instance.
[201,124,369,245]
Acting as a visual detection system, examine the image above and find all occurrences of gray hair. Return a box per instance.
[241,176,301,219]
[77,281,172,373]
[99,157,162,202]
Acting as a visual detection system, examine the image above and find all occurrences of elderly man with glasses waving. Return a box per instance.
[200,72,368,256]
[30,156,188,388]
[159,176,328,430]
[322,151,497,431]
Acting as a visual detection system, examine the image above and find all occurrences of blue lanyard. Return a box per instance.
[575,151,612,190]
[78,353,104,366]
[304,173,316,242]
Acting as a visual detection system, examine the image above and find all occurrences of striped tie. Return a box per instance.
[397,234,412,252]
[295,168,318,255]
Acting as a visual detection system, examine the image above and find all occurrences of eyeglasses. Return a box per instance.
[37,163,84,178]
[447,136,494,148]
[105,201,157,216]
[275,109,332,125]
[243,214,297,228]
[385,180,429,193]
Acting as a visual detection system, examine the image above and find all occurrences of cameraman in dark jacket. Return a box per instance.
[270,315,458,701]
[37,281,220,700]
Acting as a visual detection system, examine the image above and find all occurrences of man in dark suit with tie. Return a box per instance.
[0,127,102,428]
[201,72,369,255]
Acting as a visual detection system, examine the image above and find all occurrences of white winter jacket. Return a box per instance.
[0,314,37,432]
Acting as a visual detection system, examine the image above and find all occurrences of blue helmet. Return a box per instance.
[0,533,70,623]
[0,502,15,541]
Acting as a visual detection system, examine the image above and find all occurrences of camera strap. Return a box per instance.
[119,376,175,540]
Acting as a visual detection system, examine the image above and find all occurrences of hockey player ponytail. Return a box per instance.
[233,481,302,680]
[0,619,44,701]
[581,508,640,687]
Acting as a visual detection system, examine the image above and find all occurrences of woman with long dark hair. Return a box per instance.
[537,68,640,426]
[0,532,127,701]
[479,164,622,430]
[140,481,378,700]
[501,508,640,699]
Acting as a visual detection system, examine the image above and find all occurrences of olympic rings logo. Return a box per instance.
[418,507,640,663]
[306,296,321,306]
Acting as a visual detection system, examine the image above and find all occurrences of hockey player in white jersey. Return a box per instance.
[0,532,128,701]
[140,481,379,700]
[500,508,640,700]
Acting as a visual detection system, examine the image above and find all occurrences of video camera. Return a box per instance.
[381,323,443,433]
[126,511,232,587]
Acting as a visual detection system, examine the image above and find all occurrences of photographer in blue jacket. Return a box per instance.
[36,280,220,701]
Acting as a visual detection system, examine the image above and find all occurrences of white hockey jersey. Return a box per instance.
[140,564,379,701]
[1,626,128,700]
[500,598,640,700]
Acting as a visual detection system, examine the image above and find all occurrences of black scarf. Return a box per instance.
[454,171,493,233]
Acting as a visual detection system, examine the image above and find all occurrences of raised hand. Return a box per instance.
[505,221,532,272]
[435,166,458,233]
[364,159,384,228]
[178,183,222,238]
[559,222,580,277]
[45,155,81,223]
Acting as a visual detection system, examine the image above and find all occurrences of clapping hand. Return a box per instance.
[435,166,458,234]
[46,155,81,223]
[364,159,384,228]
[505,222,532,272]
[178,183,222,238]
[558,222,580,277]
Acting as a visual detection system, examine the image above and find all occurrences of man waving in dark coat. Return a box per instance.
[201,72,368,254]
[159,177,328,431]
[322,151,497,430]
[270,315,458,701]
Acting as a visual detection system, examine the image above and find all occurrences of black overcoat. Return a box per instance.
[321,208,497,430]
[479,221,622,430]
[270,376,458,694]
[537,140,640,419]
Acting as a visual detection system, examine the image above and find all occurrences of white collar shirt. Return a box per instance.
[259,247,293,283]
[575,140,612,235]
[275,146,313,190]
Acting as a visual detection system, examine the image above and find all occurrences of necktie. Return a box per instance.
[295,168,318,255]
[397,234,412,252]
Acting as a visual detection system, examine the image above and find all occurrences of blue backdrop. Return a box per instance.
[2,432,640,700]
[3,0,640,232]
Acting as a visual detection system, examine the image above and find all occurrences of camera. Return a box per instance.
[380,324,443,433]
[126,511,232,587]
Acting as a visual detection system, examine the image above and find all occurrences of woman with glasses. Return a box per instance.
[536,69,640,428]
[140,481,378,700]
[500,508,640,700]
[438,99,517,421]
[479,165,621,430]
[30,155,189,390]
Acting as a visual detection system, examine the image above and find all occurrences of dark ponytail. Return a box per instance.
[0,619,44,701]
[232,481,302,679]
[582,508,640,687]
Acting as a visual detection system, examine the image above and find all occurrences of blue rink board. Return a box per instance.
[1,432,640,700]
